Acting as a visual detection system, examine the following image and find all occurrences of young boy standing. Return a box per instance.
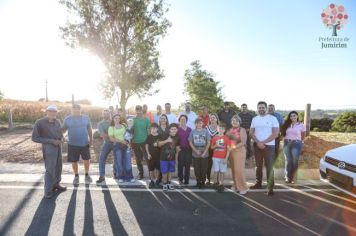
[189,118,211,188]
[158,123,180,192]
[145,123,161,188]
[210,123,230,192]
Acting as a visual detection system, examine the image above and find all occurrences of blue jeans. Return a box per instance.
[283,140,303,181]
[114,146,133,181]
[254,144,275,190]
[98,142,113,177]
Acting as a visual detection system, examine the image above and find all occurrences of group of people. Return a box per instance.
[32,101,306,199]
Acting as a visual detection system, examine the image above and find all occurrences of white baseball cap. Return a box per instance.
[46,105,58,112]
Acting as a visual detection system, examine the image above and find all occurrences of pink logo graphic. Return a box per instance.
[321,4,348,36]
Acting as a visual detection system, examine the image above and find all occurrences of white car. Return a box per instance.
[320,144,356,198]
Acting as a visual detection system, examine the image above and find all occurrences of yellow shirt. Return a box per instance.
[108,125,126,141]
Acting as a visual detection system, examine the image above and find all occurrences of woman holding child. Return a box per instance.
[108,114,135,183]
[226,115,249,194]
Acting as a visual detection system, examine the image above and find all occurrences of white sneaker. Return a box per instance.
[130,178,136,183]
[168,184,174,190]
[230,186,236,191]
[163,184,168,192]
[118,179,124,183]
[240,189,248,195]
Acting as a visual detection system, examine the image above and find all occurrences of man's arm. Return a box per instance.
[32,121,57,145]
[261,127,279,144]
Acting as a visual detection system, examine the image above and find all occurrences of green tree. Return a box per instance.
[0,90,3,100]
[60,0,171,113]
[331,112,356,132]
[184,61,224,113]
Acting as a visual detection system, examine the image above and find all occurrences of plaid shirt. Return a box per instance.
[238,112,254,129]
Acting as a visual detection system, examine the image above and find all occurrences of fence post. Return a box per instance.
[304,104,311,136]
[8,107,13,130]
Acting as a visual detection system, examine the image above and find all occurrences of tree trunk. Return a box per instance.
[119,88,127,118]
[332,24,339,37]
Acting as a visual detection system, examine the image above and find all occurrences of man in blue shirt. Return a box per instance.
[63,104,93,184]
[268,104,284,160]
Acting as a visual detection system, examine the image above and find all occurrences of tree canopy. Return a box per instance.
[60,0,171,112]
[183,61,224,113]
[331,111,356,132]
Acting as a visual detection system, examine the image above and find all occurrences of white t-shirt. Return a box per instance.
[250,114,279,146]
[179,111,198,130]
[165,113,178,124]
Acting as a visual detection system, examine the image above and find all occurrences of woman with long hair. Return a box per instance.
[281,111,306,184]
[108,114,135,183]
[205,113,219,184]
[158,114,170,135]
[226,115,248,194]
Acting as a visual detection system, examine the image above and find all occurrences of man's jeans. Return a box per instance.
[254,144,275,190]
[283,140,303,181]
[98,142,113,177]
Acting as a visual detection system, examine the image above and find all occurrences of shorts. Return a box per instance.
[212,157,227,173]
[67,144,91,162]
[160,160,176,174]
[148,155,160,171]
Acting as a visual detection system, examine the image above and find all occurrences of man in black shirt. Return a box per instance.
[218,101,237,129]
[238,103,254,159]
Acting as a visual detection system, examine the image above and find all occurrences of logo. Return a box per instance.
[319,3,350,49]
[321,4,348,37]
[337,161,346,169]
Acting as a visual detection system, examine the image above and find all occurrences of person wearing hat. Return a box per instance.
[63,104,93,184]
[32,105,66,199]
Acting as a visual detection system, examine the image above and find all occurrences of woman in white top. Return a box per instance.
[281,111,306,184]
[206,113,219,184]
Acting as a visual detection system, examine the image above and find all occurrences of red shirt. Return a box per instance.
[201,114,209,128]
[228,127,241,148]
[211,135,230,159]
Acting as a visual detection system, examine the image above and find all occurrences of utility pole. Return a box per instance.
[45,80,48,102]
[304,104,311,136]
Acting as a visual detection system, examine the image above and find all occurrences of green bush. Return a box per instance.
[311,118,333,132]
[331,112,356,133]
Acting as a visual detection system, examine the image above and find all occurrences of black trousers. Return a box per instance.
[132,143,147,175]
[254,144,275,190]
[206,149,213,182]
[178,148,192,182]
[193,157,208,184]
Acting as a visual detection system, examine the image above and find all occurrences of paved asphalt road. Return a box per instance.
[0,180,355,236]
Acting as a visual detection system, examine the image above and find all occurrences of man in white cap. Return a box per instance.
[32,105,66,199]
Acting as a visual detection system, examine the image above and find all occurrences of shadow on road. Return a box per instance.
[101,185,128,236]
[63,184,78,236]
[24,186,64,236]
[0,178,43,235]
[83,183,96,236]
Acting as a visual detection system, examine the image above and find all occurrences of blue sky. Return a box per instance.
[0,0,355,110]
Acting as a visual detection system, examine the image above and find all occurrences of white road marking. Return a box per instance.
[230,191,321,236]
[296,183,356,204]
[281,199,356,233]
[278,184,356,213]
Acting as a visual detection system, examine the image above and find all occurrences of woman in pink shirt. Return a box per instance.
[281,111,306,184]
